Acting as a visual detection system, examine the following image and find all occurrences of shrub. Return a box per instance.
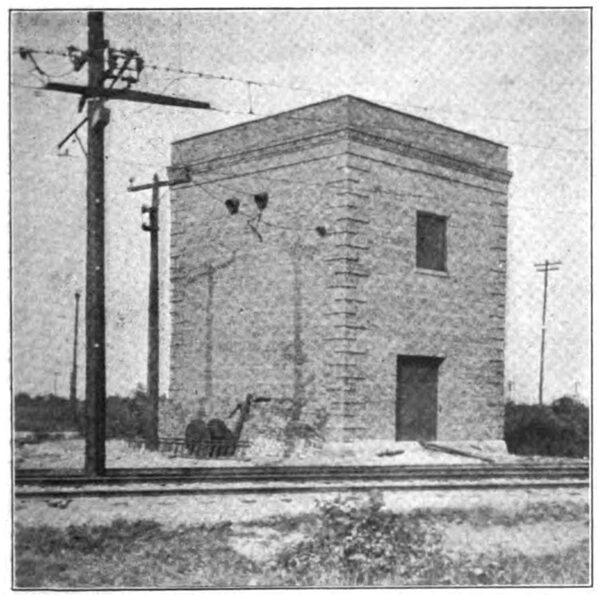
[276,492,443,585]
[14,386,157,441]
[14,393,78,432]
[504,397,589,458]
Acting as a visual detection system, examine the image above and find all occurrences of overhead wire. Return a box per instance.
[11,46,590,224]
[141,59,589,133]
[17,80,588,157]
[13,46,589,133]
[163,97,589,157]
[11,56,590,158]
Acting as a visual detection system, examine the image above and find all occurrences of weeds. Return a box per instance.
[15,518,257,589]
[274,492,447,585]
[14,496,590,588]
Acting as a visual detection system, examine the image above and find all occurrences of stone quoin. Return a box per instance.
[162,95,512,449]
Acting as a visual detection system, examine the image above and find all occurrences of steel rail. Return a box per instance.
[15,478,589,500]
[15,462,589,487]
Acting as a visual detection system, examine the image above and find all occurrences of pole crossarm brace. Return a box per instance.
[58,117,89,150]
[43,10,213,475]
[45,82,211,109]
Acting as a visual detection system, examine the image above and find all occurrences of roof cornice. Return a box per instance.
[172,125,512,185]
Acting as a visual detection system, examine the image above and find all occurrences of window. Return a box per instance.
[416,211,447,271]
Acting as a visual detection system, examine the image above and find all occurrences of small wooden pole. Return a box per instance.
[535,260,561,406]
[129,172,190,448]
[144,174,160,450]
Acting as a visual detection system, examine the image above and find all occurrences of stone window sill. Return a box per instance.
[414,267,450,278]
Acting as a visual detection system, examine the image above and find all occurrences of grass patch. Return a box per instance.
[267,494,589,587]
[14,496,590,588]
[408,499,589,529]
[15,519,259,589]
[436,541,590,586]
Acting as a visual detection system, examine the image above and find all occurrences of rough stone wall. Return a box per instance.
[163,95,510,444]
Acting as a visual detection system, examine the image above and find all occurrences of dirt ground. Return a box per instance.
[14,486,590,587]
[15,436,566,469]
[13,438,590,587]
[15,437,588,532]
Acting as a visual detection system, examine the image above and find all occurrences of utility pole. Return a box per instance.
[85,11,108,475]
[507,380,514,402]
[21,10,210,475]
[69,291,81,431]
[144,174,160,450]
[128,171,190,450]
[535,260,561,406]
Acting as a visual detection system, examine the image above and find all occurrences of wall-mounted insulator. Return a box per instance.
[141,205,157,232]
[254,193,268,211]
[225,198,240,215]
[67,45,88,71]
[107,48,119,72]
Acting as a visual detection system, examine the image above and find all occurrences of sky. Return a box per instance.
[10,8,591,404]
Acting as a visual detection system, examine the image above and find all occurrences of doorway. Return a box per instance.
[396,355,443,441]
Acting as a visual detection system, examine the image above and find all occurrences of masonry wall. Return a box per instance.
[163,96,511,444]
[331,142,509,441]
[163,138,352,439]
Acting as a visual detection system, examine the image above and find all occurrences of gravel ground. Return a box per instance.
[15,486,589,576]
[15,436,576,469]
[14,437,588,540]
[14,439,589,587]
[14,484,588,530]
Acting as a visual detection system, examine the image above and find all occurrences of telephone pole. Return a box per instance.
[128,171,190,449]
[22,10,211,475]
[144,174,160,450]
[535,260,561,406]
[69,291,81,431]
[85,11,108,474]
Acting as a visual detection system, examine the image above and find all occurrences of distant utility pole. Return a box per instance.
[535,260,561,406]
[507,380,514,402]
[23,10,211,475]
[69,291,81,431]
[128,171,190,450]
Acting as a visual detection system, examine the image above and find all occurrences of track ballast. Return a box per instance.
[14,461,589,498]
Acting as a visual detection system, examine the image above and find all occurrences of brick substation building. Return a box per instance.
[163,95,512,451]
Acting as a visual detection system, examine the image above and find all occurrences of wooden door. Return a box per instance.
[396,356,442,441]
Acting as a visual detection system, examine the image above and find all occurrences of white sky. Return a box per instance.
[10,8,590,404]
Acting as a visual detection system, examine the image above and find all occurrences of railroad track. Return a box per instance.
[14,461,589,498]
